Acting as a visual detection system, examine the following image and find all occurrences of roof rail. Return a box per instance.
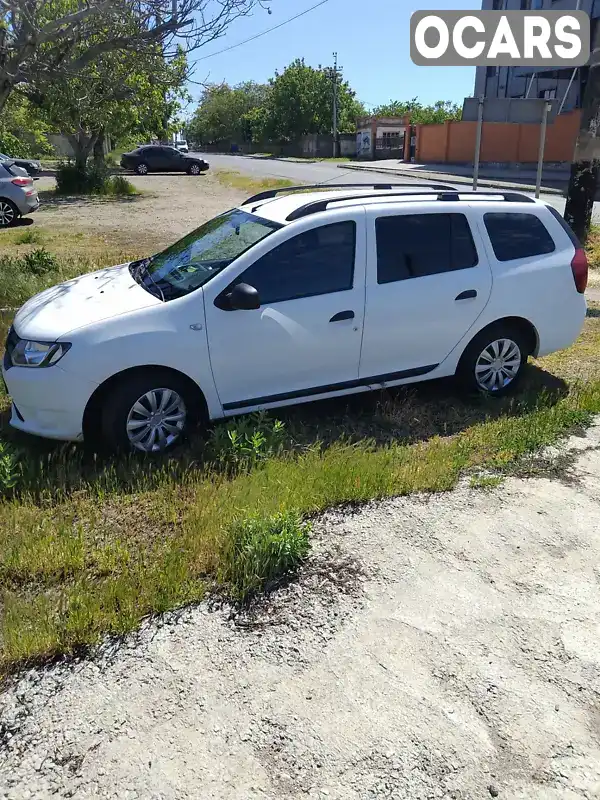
[285,189,536,221]
[241,182,457,206]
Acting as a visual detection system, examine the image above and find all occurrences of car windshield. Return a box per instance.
[129,208,281,300]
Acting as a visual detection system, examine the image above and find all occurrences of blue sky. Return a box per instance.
[187,0,482,113]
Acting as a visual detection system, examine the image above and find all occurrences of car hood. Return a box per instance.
[13,263,161,341]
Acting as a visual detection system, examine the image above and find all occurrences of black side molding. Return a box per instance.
[222,364,438,411]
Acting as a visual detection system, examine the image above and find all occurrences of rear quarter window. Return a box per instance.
[484,212,556,262]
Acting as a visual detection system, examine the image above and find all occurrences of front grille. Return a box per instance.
[3,325,18,371]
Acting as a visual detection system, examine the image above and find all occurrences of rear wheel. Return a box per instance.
[457,324,529,397]
[187,162,201,175]
[134,162,149,175]
[0,199,18,228]
[101,370,195,454]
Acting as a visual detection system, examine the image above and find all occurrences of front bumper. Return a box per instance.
[1,362,98,442]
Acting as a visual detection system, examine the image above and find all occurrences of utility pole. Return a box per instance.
[564,21,600,243]
[332,52,339,158]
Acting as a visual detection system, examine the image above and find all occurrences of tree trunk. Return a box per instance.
[67,131,98,170]
[564,26,600,243]
[93,130,106,165]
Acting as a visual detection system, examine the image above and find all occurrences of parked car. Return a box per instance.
[2,184,588,454]
[0,152,41,177]
[0,160,40,228]
[120,145,208,175]
[175,140,189,153]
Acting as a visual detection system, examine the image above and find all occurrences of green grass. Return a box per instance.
[1,233,600,673]
[215,169,294,193]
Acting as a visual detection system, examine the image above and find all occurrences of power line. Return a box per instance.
[193,0,332,62]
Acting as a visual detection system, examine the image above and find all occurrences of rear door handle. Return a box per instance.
[455,290,477,301]
[329,310,355,322]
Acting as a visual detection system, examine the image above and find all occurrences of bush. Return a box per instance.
[21,248,60,276]
[208,413,286,470]
[105,175,136,196]
[54,161,137,197]
[0,440,20,497]
[55,161,109,195]
[220,511,311,602]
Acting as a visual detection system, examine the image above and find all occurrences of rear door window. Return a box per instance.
[484,212,556,261]
[376,213,478,284]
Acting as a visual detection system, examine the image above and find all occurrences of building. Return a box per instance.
[473,0,598,112]
[355,115,412,160]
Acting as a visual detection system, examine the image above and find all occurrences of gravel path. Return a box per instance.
[1,423,600,800]
[33,173,247,250]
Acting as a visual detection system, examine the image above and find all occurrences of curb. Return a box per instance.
[337,163,565,196]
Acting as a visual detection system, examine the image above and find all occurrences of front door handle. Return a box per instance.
[329,310,355,322]
[455,290,477,301]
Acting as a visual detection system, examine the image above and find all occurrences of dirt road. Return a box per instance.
[1,422,599,800]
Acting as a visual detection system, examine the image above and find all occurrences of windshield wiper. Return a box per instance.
[129,257,165,302]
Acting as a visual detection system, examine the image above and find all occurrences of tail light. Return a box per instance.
[11,177,32,187]
[571,248,588,294]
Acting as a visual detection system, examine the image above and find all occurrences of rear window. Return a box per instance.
[484,212,556,261]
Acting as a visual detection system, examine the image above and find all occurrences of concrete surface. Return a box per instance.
[1,422,600,800]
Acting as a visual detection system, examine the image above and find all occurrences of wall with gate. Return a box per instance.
[415,110,580,165]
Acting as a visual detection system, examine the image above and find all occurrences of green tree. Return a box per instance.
[31,41,188,168]
[372,98,461,124]
[260,59,365,142]
[0,94,53,157]
[186,81,268,144]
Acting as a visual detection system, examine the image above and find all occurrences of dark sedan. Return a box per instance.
[120,145,209,176]
[0,153,41,177]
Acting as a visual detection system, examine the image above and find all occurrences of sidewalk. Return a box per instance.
[339,160,566,195]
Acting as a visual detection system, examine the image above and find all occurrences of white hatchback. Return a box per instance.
[2,184,588,453]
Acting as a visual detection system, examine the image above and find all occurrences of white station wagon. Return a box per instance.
[2,184,588,454]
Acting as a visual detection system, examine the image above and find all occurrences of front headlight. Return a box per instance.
[11,339,71,368]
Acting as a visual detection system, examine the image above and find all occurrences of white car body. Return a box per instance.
[2,186,587,450]
[176,141,189,153]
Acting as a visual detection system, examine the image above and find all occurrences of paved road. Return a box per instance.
[198,153,600,222]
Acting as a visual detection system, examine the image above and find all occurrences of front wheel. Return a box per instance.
[101,371,193,454]
[187,162,201,175]
[0,199,19,228]
[457,325,528,397]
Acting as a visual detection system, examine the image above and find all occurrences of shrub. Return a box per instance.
[21,248,60,276]
[106,175,136,196]
[15,229,45,245]
[208,413,286,470]
[220,510,311,602]
[55,161,110,195]
[0,440,20,497]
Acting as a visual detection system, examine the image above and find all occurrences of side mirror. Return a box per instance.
[228,282,260,310]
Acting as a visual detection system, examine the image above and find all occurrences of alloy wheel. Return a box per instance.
[126,388,187,452]
[137,163,148,175]
[190,164,200,175]
[0,201,16,227]
[475,338,522,392]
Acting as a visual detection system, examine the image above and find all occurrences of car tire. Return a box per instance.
[101,370,195,454]
[134,162,149,175]
[187,163,201,176]
[456,323,529,397]
[0,199,19,228]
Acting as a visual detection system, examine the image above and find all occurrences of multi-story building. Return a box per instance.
[473,0,599,112]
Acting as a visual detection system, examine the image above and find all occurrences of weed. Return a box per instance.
[106,175,136,196]
[21,248,60,276]
[0,440,19,496]
[220,511,311,602]
[215,169,294,193]
[15,229,45,245]
[469,474,503,490]
[207,413,286,470]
